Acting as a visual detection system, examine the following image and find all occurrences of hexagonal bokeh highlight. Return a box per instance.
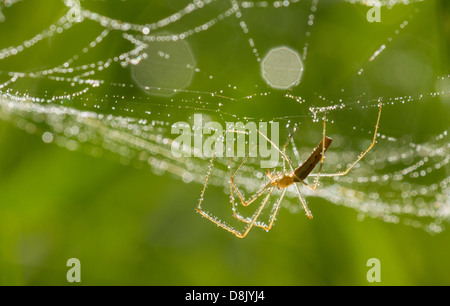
[261,47,304,89]
[131,36,195,97]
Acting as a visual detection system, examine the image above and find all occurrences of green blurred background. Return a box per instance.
[0,0,449,285]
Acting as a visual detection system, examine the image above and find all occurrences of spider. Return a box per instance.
[197,101,383,238]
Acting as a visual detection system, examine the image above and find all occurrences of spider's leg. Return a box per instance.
[197,208,247,238]
[196,150,254,238]
[289,131,301,163]
[256,129,292,171]
[283,128,298,153]
[294,183,313,219]
[234,187,275,238]
[231,158,284,230]
[230,177,269,230]
[231,178,272,207]
[260,188,287,231]
[197,150,217,213]
[310,100,382,178]
[281,128,298,172]
[229,142,273,207]
[229,157,271,217]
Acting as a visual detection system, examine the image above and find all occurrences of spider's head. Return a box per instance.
[265,169,275,180]
[266,169,281,181]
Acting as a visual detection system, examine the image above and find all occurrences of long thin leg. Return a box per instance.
[281,128,298,172]
[224,127,270,207]
[232,186,287,230]
[196,150,273,238]
[235,187,275,238]
[229,157,271,216]
[211,181,275,238]
[230,143,273,207]
[231,180,273,207]
[293,183,313,219]
[233,188,288,231]
[259,188,287,231]
[257,129,292,169]
[283,128,298,153]
[289,129,302,163]
[310,100,382,178]
[196,151,238,232]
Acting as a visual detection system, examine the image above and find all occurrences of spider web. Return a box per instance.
[0,0,449,234]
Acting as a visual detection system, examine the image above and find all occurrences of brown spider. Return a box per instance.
[197,101,382,238]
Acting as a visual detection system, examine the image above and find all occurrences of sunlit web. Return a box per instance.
[0,0,448,234]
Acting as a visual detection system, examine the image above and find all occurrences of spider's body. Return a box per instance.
[197,101,382,238]
[270,173,295,189]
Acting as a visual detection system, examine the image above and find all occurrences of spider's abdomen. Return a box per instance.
[294,136,332,181]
